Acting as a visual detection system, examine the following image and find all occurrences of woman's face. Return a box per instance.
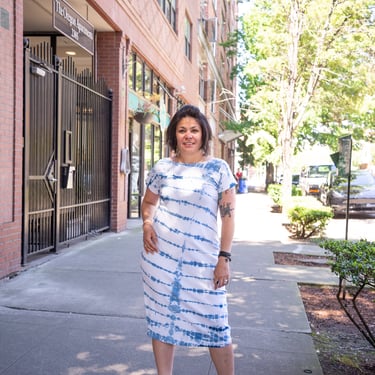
[176,117,203,154]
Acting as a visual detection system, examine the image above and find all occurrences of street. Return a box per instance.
[325,213,375,242]
[234,192,375,243]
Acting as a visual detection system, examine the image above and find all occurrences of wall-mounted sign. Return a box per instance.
[1,7,10,30]
[53,0,94,55]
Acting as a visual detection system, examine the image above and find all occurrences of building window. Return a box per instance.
[210,79,216,113]
[212,0,218,12]
[158,0,177,31]
[184,16,192,61]
[199,65,205,99]
[129,52,174,115]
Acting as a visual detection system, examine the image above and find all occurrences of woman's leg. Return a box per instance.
[152,339,175,375]
[209,344,235,375]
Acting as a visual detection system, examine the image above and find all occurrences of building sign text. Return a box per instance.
[53,0,94,55]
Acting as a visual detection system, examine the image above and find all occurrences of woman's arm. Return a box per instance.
[219,187,236,253]
[214,186,236,289]
[141,188,159,222]
[141,188,159,253]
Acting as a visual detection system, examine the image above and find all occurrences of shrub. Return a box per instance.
[268,183,304,209]
[287,206,333,239]
[319,239,375,348]
[319,239,375,290]
[292,185,302,196]
[267,184,282,206]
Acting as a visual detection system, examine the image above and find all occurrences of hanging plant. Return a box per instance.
[133,102,157,124]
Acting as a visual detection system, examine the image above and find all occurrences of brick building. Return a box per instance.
[0,0,238,279]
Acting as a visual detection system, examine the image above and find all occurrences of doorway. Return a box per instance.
[128,120,162,218]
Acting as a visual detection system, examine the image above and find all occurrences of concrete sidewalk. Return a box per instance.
[0,193,339,375]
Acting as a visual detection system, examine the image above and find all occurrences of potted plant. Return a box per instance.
[267,183,282,212]
[133,102,157,124]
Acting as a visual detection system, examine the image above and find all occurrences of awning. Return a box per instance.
[218,130,242,143]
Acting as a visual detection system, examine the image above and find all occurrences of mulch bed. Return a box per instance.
[273,252,330,268]
[274,252,375,374]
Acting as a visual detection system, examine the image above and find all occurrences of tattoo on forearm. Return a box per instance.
[219,189,235,218]
[220,202,234,218]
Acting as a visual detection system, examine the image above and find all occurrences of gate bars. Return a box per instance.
[23,41,112,264]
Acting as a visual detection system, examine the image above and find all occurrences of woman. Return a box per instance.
[141,105,236,375]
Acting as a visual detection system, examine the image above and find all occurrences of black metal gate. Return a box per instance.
[23,41,112,264]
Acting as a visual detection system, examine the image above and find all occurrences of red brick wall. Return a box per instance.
[0,0,24,279]
[96,32,128,232]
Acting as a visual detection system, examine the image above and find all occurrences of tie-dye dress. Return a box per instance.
[141,157,237,347]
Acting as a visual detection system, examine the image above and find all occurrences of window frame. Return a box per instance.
[184,15,192,61]
[158,0,177,31]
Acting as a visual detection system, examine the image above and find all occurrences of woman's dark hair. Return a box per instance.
[166,105,212,155]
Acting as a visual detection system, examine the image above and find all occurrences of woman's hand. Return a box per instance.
[143,223,158,253]
[213,257,230,289]
[141,188,159,254]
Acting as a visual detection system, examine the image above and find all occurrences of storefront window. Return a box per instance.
[144,65,152,99]
[135,56,143,93]
[154,126,162,162]
[128,121,141,218]
[128,121,163,218]
[152,75,160,105]
[144,123,153,173]
[128,53,135,90]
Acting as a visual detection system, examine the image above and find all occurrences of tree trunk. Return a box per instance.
[265,162,275,188]
[279,0,303,212]
[280,121,293,214]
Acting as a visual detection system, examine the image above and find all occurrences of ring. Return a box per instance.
[224,279,228,284]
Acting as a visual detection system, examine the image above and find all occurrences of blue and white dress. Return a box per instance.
[141,157,237,347]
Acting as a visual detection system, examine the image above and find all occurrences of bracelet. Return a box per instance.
[218,251,232,262]
[143,219,153,226]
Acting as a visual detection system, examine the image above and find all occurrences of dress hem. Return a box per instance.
[147,331,232,348]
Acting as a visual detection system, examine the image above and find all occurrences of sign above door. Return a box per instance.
[53,0,94,55]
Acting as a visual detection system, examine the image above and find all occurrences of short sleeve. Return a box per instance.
[219,160,237,193]
[145,164,161,195]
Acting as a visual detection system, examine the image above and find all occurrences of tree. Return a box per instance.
[221,12,279,183]
[236,135,255,170]
[240,0,375,208]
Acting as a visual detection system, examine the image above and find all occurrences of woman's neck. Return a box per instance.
[175,151,205,164]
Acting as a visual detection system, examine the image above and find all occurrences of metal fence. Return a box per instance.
[23,41,112,263]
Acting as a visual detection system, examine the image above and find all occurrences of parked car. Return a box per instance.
[320,170,375,216]
[292,174,300,186]
[299,164,336,196]
[276,174,299,185]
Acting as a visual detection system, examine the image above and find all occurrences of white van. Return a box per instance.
[299,164,336,196]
